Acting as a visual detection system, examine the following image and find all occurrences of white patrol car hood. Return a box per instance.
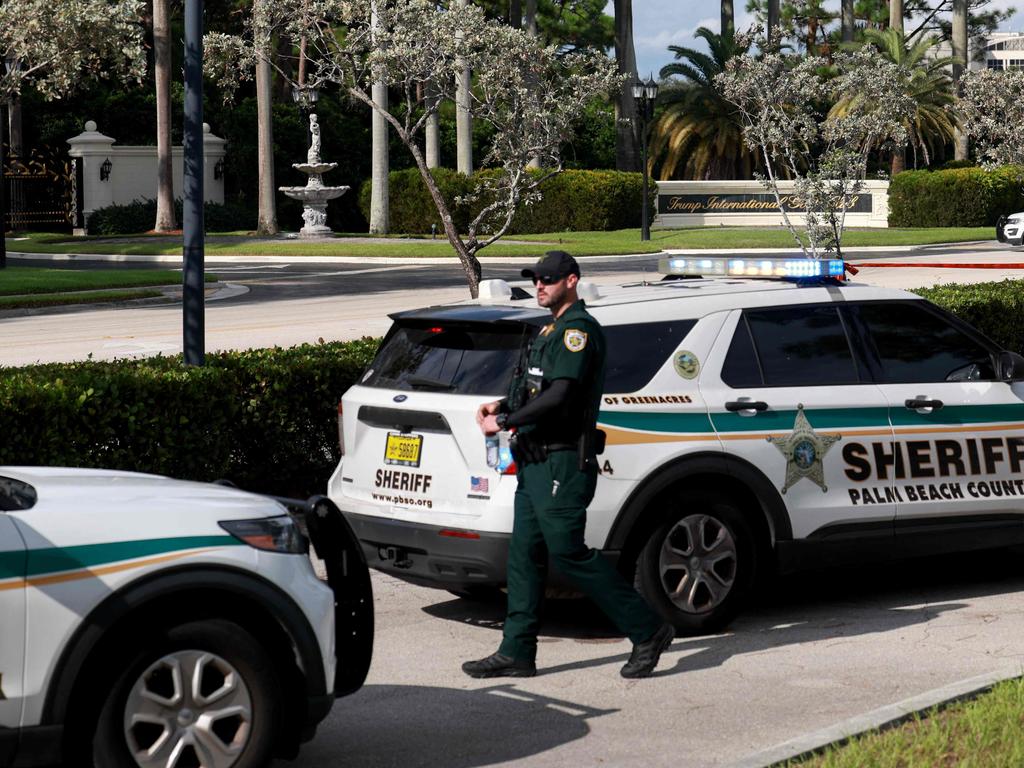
[0,466,287,522]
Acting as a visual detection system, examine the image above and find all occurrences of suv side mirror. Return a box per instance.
[997,351,1024,382]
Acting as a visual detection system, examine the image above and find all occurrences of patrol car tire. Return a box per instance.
[92,619,281,768]
[636,493,755,636]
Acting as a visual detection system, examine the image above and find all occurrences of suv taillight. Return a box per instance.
[337,400,345,456]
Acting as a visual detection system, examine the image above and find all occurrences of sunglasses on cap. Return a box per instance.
[532,275,565,286]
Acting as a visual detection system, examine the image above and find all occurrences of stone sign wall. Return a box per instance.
[654,180,889,228]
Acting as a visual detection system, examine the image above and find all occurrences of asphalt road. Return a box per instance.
[279,546,1024,768]
[3,241,1023,367]
[11,241,1020,305]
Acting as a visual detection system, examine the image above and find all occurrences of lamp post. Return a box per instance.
[0,56,20,270]
[631,75,659,242]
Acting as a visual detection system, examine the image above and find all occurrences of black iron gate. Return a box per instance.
[2,144,80,232]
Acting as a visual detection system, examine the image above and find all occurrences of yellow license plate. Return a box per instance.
[384,433,423,467]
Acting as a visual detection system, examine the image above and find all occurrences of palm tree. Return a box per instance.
[613,0,640,171]
[831,28,955,174]
[648,27,756,180]
[153,0,177,232]
[721,0,734,36]
[952,0,968,160]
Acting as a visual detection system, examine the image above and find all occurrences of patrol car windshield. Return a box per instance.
[360,322,530,395]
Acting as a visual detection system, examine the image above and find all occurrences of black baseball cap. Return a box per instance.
[521,250,581,281]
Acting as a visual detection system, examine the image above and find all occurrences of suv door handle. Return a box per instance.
[725,400,768,412]
[905,398,943,410]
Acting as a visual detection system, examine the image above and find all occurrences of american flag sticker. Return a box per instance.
[470,476,489,493]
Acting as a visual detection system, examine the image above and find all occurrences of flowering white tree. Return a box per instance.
[956,68,1024,167]
[716,41,915,258]
[0,0,145,100]
[206,0,620,297]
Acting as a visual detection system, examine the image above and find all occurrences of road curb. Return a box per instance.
[729,666,1024,768]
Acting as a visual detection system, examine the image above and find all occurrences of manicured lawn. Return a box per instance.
[0,289,164,309]
[0,266,216,296]
[790,677,1024,767]
[5,226,995,258]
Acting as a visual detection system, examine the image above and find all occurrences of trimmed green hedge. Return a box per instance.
[86,199,257,235]
[913,280,1024,354]
[3,280,1024,496]
[357,168,654,234]
[888,166,1024,227]
[0,340,377,497]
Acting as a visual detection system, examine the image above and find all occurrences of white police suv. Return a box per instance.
[328,256,1024,635]
[1,467,372,768]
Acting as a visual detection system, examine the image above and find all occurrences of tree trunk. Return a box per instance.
[370,81,390,233]
[425,80,440,169]
[525,0,537,35]
[509,0,521,28]
[891,148,906,176]
[952,0,969,161]
[370,0,389,232]
[721,0,734,37]
[889,0,903,35]
[842,0,855,42]
[454,0,473,176]
[255,56,278,235]
[767,0,780,45]
[153,0,177,232]
[613,0,640,172]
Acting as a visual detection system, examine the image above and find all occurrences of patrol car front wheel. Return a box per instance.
[92,619,280,768]
[637,495,755,635]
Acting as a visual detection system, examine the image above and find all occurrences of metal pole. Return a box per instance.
[1,119,7,270]
[183,0,205,365]
[640,103,650,242]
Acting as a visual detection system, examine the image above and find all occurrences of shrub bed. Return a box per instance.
[913,280,1024,353]
[888,166,1024,227]
[0,339,378,497]
[357,168,654,234]
[86,199,257,235]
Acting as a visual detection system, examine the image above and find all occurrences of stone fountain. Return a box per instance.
[279,114,349,238]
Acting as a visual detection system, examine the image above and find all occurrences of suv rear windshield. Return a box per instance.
[360,322,532,395]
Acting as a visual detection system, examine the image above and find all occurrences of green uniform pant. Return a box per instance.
[499,450,662,662]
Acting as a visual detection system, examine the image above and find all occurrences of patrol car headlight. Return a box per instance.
[1008,216,1022,225]
[220,515,308,554]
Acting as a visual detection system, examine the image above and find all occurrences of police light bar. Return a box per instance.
[658,256,846,281]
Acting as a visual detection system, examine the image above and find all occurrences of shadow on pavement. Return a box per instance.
[422,547,1024,676]
[272,683,616,768]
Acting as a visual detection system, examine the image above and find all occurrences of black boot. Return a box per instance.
[462,652,537,679]
[620,623,674,679]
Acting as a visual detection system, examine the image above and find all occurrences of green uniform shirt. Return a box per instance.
[510,299,606,445]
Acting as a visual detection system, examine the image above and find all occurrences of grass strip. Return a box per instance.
[7,227,995,258]
[0,266,216,296]
[0,289,165,309]
[790,676,1024,767]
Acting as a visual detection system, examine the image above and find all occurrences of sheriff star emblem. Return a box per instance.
[767,405,841,494]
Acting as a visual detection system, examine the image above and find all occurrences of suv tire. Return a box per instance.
[636,491,756,635]
[92,618,281,768]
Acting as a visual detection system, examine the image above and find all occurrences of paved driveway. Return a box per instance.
[287,549,1024,768]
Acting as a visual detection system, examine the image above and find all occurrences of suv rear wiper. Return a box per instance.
[405,376,457,391]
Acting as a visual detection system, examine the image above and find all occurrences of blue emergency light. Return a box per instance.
[658,256,846,281]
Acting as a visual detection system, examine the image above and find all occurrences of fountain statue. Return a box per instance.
[279,114,350,238]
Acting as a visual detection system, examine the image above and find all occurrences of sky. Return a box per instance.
[616,0,1024,81]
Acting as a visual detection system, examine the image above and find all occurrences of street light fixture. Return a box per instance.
[633,75,659,242]
[99,158,112,181]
